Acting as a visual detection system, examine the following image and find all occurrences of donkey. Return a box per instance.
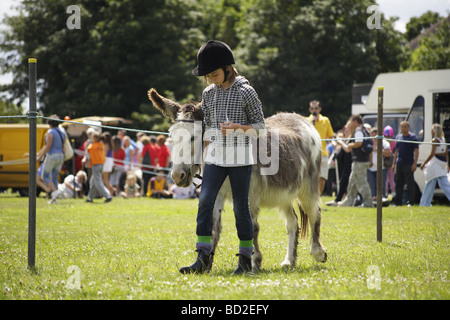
[148,88,327,269]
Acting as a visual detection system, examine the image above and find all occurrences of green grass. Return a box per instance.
[1,191,449,300]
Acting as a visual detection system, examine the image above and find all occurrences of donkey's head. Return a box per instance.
[148,88,204,187]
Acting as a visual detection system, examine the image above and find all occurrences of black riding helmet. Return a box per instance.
[192,40,235,76]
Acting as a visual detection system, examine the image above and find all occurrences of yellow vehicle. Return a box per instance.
[0,124,48,196]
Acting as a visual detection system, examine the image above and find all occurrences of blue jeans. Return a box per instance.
[367,168,388,198]
[196,164,253,241]
[419,175,450,206]
[42,152,64,187]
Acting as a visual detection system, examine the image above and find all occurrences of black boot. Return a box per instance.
[233,254,253,275]
[179,249,214,274]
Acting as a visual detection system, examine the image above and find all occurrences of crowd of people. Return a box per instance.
[310,103,450,207]
[37,108,449,207]
[37,117,200,204]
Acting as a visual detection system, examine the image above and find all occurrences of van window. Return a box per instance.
[434,92,450,161]
[362,114,406,137]
[407,96,424,141]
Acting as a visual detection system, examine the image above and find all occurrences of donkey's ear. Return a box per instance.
[193,102,204,121]
[147,88,181,120]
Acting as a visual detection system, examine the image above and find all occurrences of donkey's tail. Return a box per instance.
[296,199,309,239]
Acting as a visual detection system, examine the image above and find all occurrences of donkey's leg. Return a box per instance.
[211,194,225,254]
[250,206,262,270]
[280,204,299,268]
[310,207,327,263]
[299,199,327,263]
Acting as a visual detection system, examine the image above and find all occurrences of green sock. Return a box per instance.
[197,236,211,244]
[239,240,253,257]
[239,240,253,248]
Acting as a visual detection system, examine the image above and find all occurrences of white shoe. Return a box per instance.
[48,190,60,204]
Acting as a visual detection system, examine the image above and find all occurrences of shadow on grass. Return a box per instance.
[181,263,329,278]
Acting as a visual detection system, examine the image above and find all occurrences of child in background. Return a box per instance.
[121,174,141,198]
[147,170,172,198]
[86,132,112,203]
[384,125,396,198]
[111,135,126,196]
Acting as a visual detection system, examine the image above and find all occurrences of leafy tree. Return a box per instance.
[0,99,25,123]
[405,10,442,41]
[0,0,204,119]
[406,19,450,71]
[237,0,407,128]
[0,0,413,131]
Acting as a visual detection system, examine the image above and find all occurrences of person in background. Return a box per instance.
[122,135,136,171]
[391,121,419,206]
[56,170,87,200]
[419,123,450,206]
[37,115,65,204]
[307,100,334,195]
[147,170,172,198]
[384,125,396,198]
[140,135,158,196]
[156,135,171,169]
[337,114,373,207]
[326,122,353,206]
[86,132,112,203]
[120,173,141,198]
[37,162,50,196]
[101,131,114,195]
[111,135,125,195]
[367,128,391,200]
[81,127,96,175]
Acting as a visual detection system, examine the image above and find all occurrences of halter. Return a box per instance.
[174,118,205,187]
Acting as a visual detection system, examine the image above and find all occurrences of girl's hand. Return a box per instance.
[220,121,240,135]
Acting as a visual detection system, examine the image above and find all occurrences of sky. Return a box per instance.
[0,0,449,86]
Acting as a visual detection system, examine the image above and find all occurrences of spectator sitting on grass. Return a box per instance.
[120,173,141,198]
[147,170,172,198]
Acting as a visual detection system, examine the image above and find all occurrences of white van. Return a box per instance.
[362,69,450,200]
[352,83,407,141]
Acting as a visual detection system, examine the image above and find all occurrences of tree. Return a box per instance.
[0,0,204,119]
[405,10,442,42]
[406,19,450,71]
[0,0,412,131]
[236,0,407,128]
[0,99,25,123]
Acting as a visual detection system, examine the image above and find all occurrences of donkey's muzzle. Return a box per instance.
[171,165,191,187]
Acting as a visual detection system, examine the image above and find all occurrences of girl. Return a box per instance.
[101,131,114,195]
[419,123,450,206]
[86,132,112,203]
[179,40,265,275]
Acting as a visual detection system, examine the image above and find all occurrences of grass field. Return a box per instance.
[1,191,449,300]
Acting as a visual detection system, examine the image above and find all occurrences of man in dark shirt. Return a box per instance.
[392,121,419,206]
[337,115,373,207]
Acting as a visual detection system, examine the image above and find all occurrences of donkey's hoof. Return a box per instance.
[280,260,291,268]
[252,255,262,270]
[311,250,327,263]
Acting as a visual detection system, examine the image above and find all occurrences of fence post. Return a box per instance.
[28,58,37,269]
[377,86,384,242]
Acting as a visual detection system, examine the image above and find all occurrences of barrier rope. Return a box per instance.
[1,114,449,168]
